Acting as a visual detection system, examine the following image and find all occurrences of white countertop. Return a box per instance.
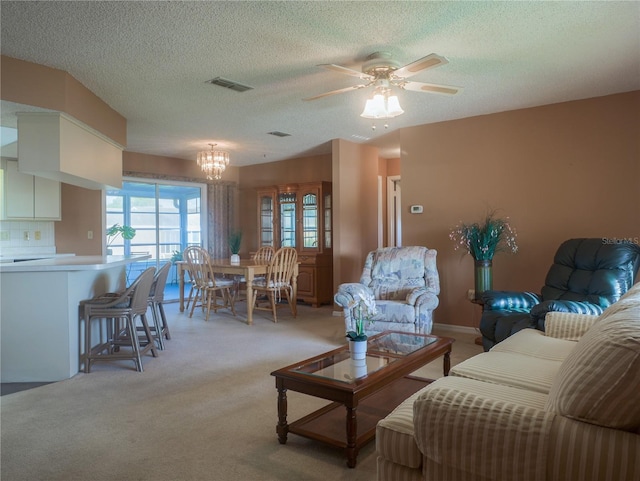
[0,255,151,272]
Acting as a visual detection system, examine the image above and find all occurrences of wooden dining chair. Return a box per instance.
[184,246,236,321]
[251,247,298,322]
[233,246,276,302]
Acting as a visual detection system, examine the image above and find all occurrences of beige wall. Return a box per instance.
[56,184,103,255]
[400,91,640,328]
[1,56,126,146]
[332,139,380,295]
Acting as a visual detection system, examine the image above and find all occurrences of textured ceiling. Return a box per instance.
[1,1,639,167]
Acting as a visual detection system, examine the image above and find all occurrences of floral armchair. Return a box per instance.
[335,246,440,335]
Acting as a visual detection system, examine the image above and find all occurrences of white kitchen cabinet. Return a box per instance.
[1,159,61,220]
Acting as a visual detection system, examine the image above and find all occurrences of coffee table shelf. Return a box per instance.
[271,331,454,467]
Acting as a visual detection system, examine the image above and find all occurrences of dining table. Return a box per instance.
[176,258,298,325]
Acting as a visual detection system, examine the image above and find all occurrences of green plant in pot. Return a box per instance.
[106,224,136,255]
[229,231,242,264]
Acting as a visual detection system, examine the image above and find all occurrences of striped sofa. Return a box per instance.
[376,281,640,481]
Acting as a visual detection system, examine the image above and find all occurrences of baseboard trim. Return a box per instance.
[433,322,478,335]
[333,310,478,335]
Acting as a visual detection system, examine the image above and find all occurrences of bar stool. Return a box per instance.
[148,262,172,350]
[82,267,158,372]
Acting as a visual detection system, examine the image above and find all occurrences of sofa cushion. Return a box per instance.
[376,388,426,469]
[450,351,562,394]
[414,377,551,481]
[490,327,576,362]
[545,283,640,431]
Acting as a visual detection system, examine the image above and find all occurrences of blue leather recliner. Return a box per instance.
[479,238,640,351]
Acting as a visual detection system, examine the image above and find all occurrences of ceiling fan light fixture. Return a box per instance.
[360,91,404,119]
[196,143,230,180]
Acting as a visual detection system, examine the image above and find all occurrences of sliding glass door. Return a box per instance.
[106,178,206,298]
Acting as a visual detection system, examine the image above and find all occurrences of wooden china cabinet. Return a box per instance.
[256,181,332,307]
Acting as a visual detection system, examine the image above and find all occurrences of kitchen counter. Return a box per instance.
[0,254,144,272]
[0,254,151,382]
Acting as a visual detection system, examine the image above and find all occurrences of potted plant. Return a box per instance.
[106,223,136,255]
[449,211,518,299]
[229,231,242,264]
[345,291,378,360]
[170,250,183,263]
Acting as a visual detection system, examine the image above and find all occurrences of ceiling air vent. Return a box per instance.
[267,131,291,137]
[205,77,253,92]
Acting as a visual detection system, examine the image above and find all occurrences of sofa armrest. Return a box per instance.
[334,283,374,307]
[530,299,605,326]
[414,384,554,481]
[544,311,599,341]
[480,290,541,311]
[334,283,375,332]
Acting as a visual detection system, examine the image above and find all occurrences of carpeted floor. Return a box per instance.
[0,301,482,481]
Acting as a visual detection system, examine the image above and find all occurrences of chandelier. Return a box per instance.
[196,143,230,180]
[360,87,404,121]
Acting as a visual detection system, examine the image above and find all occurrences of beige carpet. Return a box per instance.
[0,301,482,481]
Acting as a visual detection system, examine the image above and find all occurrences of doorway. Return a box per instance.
[387,176,401,247]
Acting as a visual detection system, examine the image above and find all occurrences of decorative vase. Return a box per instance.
[474,259,493,300]
[230,254,240,265]
[348,339,367,360]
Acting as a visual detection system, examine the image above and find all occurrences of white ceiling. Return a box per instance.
[1,1,639,167]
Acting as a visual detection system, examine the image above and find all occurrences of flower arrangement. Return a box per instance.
[345,291,378,342]
[449,212,518,261]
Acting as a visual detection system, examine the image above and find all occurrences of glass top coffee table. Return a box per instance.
[270,331,454,468]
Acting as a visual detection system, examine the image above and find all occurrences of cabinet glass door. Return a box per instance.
[259,194,275,247]
[302,192,318,249]
[279,192,297,248]
[324,193,332,249]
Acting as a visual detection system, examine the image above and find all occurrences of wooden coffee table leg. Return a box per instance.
[276,385,289,444]
[345,405,358,468]
[443,350,451,376]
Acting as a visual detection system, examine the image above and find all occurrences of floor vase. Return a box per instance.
[474,259,493,300]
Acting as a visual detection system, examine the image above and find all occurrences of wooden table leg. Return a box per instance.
[178,262,185,312]
[443,350,451,376]
[245,269,254,325]
[345,405,358,468]
[276,384,288,444]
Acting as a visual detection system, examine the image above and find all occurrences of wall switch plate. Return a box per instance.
[87,230,93,240]
[0,231,9,241]
[34,230,41,240]
[467,289,476,300]
[23,231,30,241]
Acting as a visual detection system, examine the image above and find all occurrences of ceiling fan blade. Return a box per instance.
[319,64,373,80]
[303,84,368,101]
[402,81,461,95]
[394,53,448,79]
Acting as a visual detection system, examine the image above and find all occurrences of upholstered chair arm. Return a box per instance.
[543,311,599,341]
[414,384,555,481]
[334,283,375,332]
[530,299,605,325]
[480,290,542,311]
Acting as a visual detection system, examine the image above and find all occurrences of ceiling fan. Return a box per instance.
[303,51,462,102]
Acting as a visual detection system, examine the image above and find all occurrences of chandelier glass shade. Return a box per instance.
[360,89,404,119]
[196,144,230,180]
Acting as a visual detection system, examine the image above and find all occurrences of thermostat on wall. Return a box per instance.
[410,205,423,214]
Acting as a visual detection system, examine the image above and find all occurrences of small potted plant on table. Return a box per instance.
[229,231,242,265]
[345,291,378,360]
